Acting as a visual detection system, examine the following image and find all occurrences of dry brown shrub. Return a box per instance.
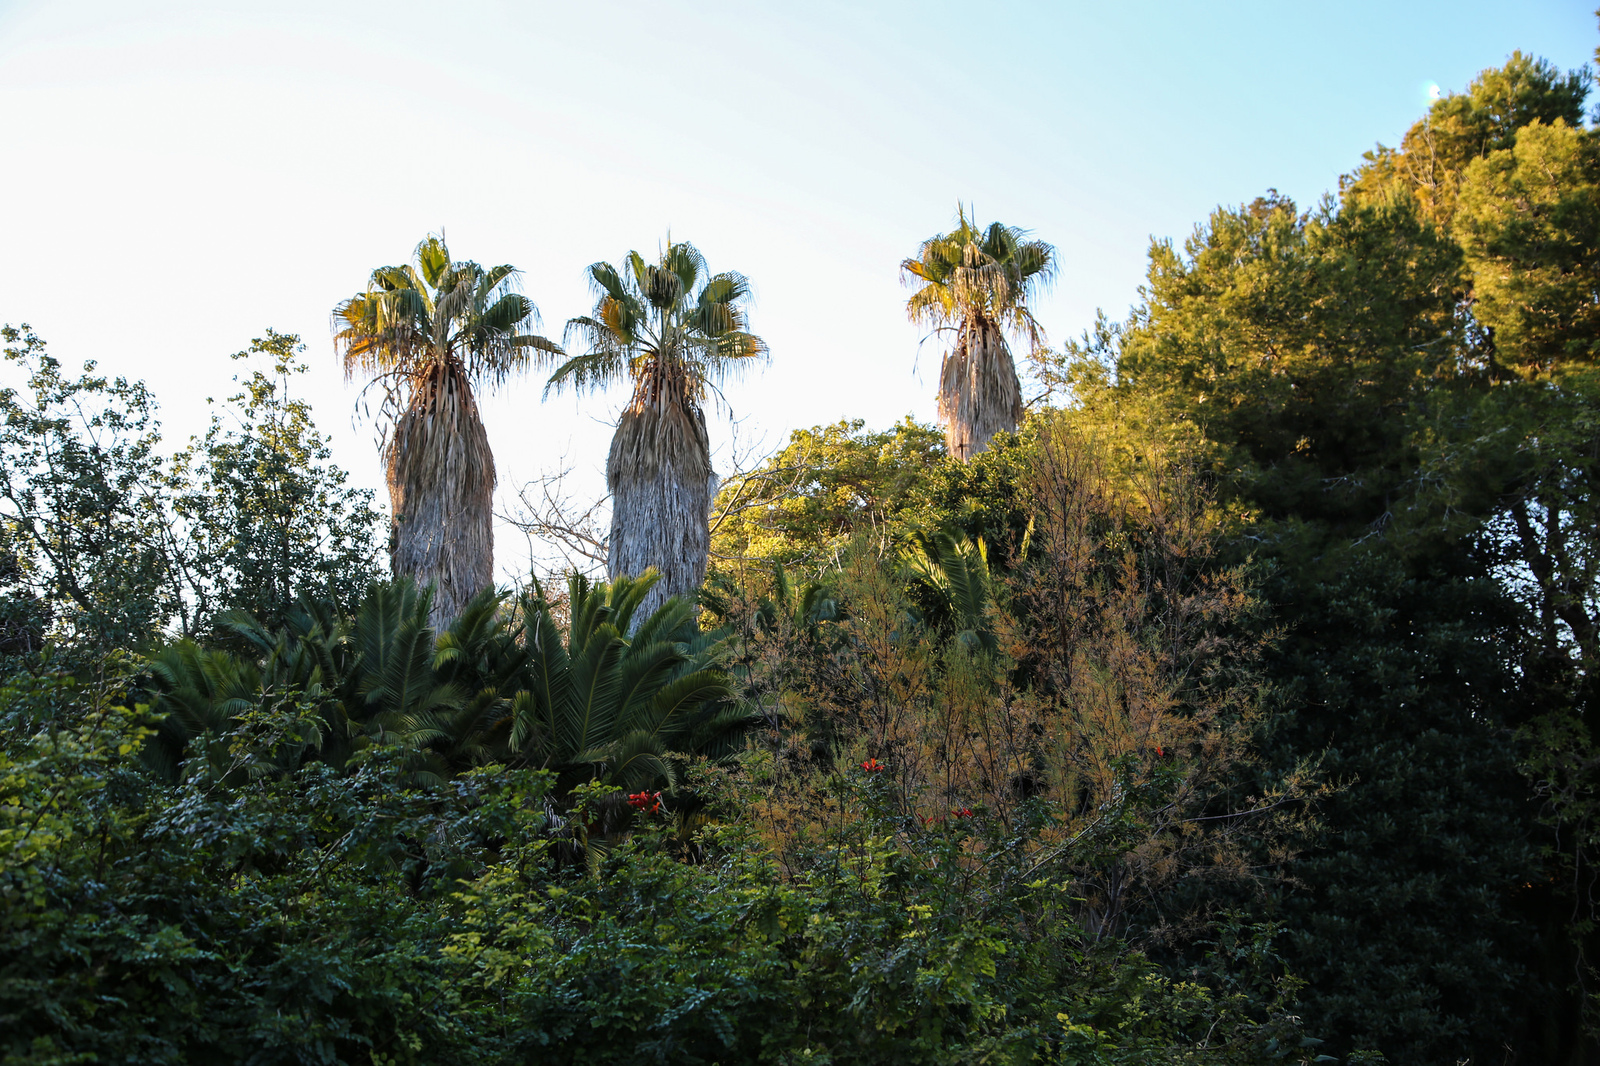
[725,415,1319,930]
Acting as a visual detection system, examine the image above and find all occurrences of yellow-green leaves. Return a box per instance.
[1457,119,1600,376]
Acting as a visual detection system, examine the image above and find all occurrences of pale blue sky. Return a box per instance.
[0,0,1592,577]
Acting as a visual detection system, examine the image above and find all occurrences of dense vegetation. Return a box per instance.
[4,40,1600,1065]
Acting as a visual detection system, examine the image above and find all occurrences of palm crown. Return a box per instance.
[334,234,560,407]
[901,208,1055,351]
[548,240,767,412]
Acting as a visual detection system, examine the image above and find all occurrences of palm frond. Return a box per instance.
[686,701,759,760]
[474,293,536,343]
[606,570,664,635]
[476,262,521,296]
[587,261,629,303]
[414,235,452,288]
[349,580,461,724]
[661,240,704,295]
[513,334,566,356]
[903,529,999,654]
[544,348,633,398]
[626,593,696,650]
[596,733,678,793]
[516,601,573,757]
[505,687,546,760]
[643,668,732,740]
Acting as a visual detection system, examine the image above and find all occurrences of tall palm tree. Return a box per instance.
[902,208,1055,461]
[546,239,767,618]
[333,235,559,629]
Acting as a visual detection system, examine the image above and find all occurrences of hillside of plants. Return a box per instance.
[4,44,1599,1065]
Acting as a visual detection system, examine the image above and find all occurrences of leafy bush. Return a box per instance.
[1,666,1311,1065]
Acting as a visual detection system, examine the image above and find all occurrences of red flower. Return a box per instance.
[860,758,886,773]
[953,807,974,819]
[626,790,664,813]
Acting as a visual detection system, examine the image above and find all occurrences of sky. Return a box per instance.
[0,0,1593,580]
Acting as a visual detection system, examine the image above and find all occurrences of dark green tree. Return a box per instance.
[1456,116,1600,375]
[1342,51,1589,231]
[0,325,180,659]
[0,326,386,663]
[1448,90,1600,1044]
[171,330,384,639]
[1067,179,1549,1060]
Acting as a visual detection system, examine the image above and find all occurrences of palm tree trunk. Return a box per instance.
[937,318,1023,461]
[606,400,714,621]
[386,375,495,631]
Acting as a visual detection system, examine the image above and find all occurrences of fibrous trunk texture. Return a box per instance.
[606,398,714,623]
[937,317,1023,461]
[385,368,495,632]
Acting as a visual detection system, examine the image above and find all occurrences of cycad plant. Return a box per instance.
[903,529,1000,656]
[333,235,560,629]
[144,574,748,800]
[546,240,767,617]
[491,570,745,795]
[147,579,479,785]
[902,208,1055,460]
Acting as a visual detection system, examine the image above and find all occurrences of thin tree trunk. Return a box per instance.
[937,317,1023,461]
[385,371,495,631]
[606,400,714,622]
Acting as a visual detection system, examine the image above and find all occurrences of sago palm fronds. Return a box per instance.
[903,529,1000,656]
[144,640,267,780]
[500,570,745,794]
[333,234,560,629]
[145,574,747,797]
[148,579,465,784]
[903,208,1055,461]
[545,240,768,619]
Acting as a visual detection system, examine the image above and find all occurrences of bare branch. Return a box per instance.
[499,456,611,578]
[705,421,819,553]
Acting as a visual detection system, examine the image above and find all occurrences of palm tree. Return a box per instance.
[333,235,559,629]
[546,240,767,618]
[902,208,1055,461]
